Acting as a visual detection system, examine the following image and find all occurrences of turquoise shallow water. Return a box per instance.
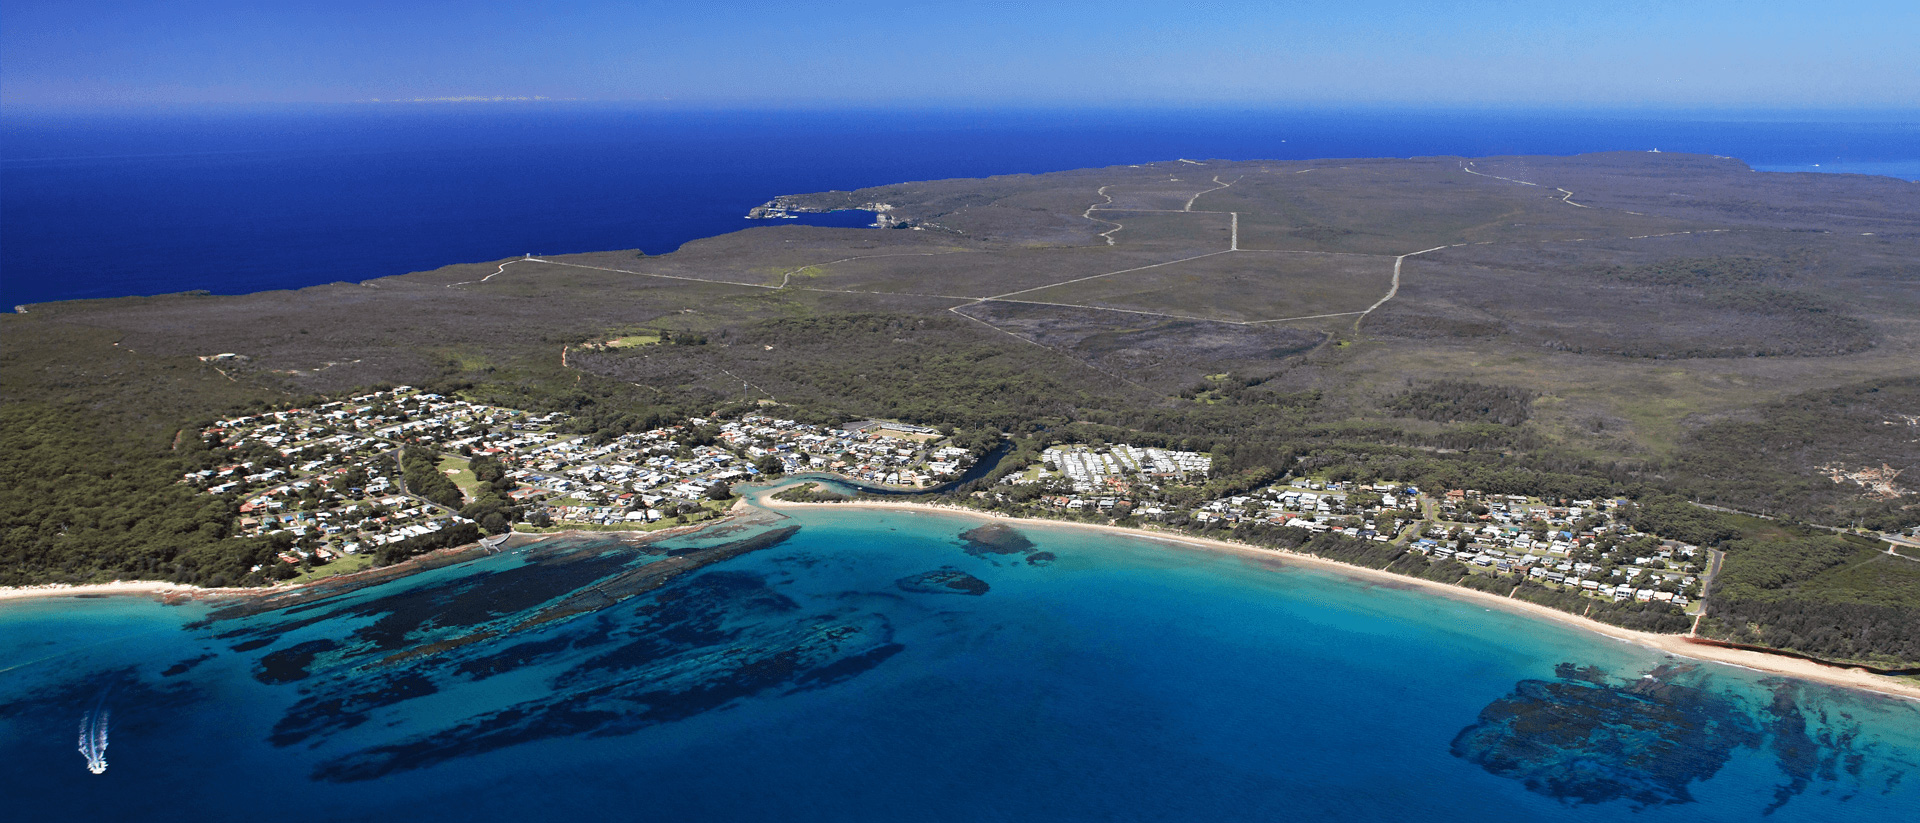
[3,504,1917,822]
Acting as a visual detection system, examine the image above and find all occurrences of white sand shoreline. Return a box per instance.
[0,580,227,602]
[760,496,1920,703]
[11,495,1917,703]
[0,508,758,607]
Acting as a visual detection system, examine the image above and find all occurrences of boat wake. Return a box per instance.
[77,693,110,774]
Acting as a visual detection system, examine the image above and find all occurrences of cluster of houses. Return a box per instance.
[188,397,1704,612]
[998,444,1705,612]
[187,391,986,558]
[1038,444,1212,493]
[507,421,752,527]
[722,414,977,487]
[186,387,567,565]
[1414,490,1704,606]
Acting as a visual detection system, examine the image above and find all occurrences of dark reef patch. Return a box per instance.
[254,639,340,684]
[161,653,216,677]
[1552,662,1610,685]
[305,567,898,782]
[769,552,823,569]
[1452,664,1761,807]
[896,568,990,596]
[555,570,798,685]
[453,633,581,681]
[516,525,801,631]
[1026,551,1056,566]
[1754,679,1897,814]
[196,542,636,657]
[958,523,1036,557]
[1453,662,1904,812]
[209,526,801,688]
[270,672,440,747]
[346,547,637,651]
[164,523,874,781]
[787,643,906,695]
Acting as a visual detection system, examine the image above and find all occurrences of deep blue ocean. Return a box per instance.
[3,106,1917,307]
[3,500,1917,822]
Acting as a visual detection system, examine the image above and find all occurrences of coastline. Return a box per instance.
[0,580,233,603]
[758,496,1920,703]
[10,492,1916,703]
[0,508,756,608]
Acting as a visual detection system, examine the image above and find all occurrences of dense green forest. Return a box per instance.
[1621,495,1740,547]
[1704,527,1920,665]
[727,314,1100,431]
[0,404,274,587]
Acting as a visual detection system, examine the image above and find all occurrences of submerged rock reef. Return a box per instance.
[1452,661,1912,812]
[957,523,1052,566]
[896,567,990,595]
[179,522,905,782]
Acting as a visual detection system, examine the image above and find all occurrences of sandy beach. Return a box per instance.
[0,580,224,603]
[9,492,1917,703]
[0,507,764,608]
[758,495,1920,703]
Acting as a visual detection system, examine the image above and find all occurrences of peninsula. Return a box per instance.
[4,151,1918,680]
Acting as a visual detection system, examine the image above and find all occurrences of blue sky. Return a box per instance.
[3,1,1915,109]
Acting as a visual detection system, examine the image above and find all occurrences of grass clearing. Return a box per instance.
[604,331,663,348]
[286,551,374,584]
[437,455,481,500]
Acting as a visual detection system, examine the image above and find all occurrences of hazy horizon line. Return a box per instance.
[5,100,1918,122]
